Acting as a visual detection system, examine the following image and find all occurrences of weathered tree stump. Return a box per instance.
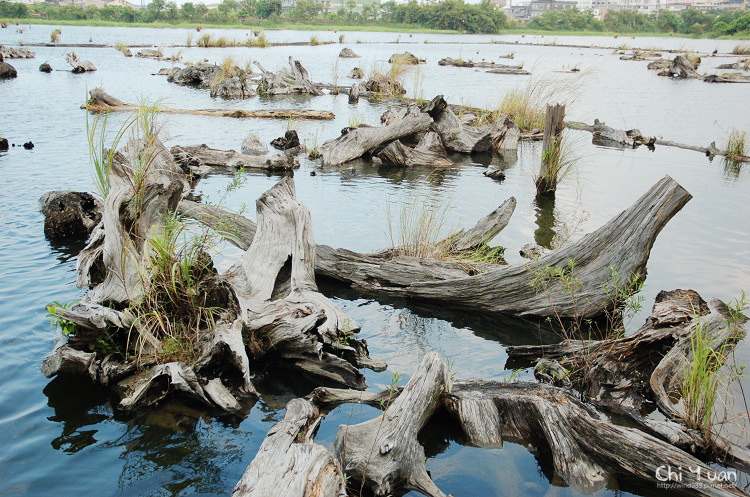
[255,57,323,96]
[40,191,103,240]
[65,51,96,72]
[334,352,451,497]
[377,131,452,167]
[535,103,566,196]
[348,83,359,104]
[232,399,346,497]
[320,106,433,166]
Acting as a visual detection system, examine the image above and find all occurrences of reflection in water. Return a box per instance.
[534,193,557,249]
[46,238,89,265]
[723,158,745,180]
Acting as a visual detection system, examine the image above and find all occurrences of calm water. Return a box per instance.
[1,25,748,497]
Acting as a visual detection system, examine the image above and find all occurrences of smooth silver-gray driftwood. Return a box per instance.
[180,175,689,319]
[171,144,298,174]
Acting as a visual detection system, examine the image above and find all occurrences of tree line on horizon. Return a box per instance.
[0,0,748,36]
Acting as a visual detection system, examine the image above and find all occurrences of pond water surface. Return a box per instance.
[1,25,749,497]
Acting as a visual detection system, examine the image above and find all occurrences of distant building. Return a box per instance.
[529,0,578,16]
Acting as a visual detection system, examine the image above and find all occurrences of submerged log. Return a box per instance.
[320,106,433,166]
[376,131,452,167]
[334,352,451,497]
[486,67,531,75]
[439,57,524,69]
[171,144,298,173]
[84,88,334,120]
[233,399,346,497]
[256,57,323,96]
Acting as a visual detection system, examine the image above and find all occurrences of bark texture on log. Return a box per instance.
[233,399,346,497]
[320,107,433,166]
[377,131,452,167]
[568,119,657,149]
[446,197,516,252]
[348,83,359,104]
[489,115,521,152]
[334,352,451,497]
[424,95,493,153]
[536,103,566,195]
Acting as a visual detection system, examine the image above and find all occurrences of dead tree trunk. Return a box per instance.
[320,107,433,166]
[232,399,346,497]
[333,352,451,497]
[348,83,359,104]
[255,57,323,96]
[224,177,385,389]
[180,176,689,319]
[536,103,566,196]
[377,131,453,167]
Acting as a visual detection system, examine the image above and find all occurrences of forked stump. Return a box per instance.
[333,352,451,497]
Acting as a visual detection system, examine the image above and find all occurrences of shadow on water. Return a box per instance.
[46,237,89,264]
[318,278,563,349]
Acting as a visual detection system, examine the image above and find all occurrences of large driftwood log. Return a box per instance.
[445,381,747,496]
[224,177,385,389]
[438,57,525,71]
[233,399,346,497]
[85,88,334,120]
[171,144,298,173]
[180,176,687,318]
[377,131,453,167]
[334,352,451,497]
[536,103,566,195]
[320,106,433,166]
[255,57,323,96]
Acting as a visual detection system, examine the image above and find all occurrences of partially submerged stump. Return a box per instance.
[346,67,363,79]
[40,191,103,240]
[388,52,424,65]
[334,352,450,497]
[210,74,256,100]
[0,53,18,79]
[136,48,162,59]
[658,55,700,78]
[338,47,359,58]
[171,144,299,173]
[65,51,96,73]
[168,63,221,88]
[347,83,359,104]
[39,62,52,73]
[241,133,269,156]
[535,103,566,195]
[270,130,301,151]
[377,131,452,167]
[364,73,406,95]
[255,57,323,96]
[233,398,346,497]
[320,106,433,166]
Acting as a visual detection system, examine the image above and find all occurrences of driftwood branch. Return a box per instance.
[171,144,298,173]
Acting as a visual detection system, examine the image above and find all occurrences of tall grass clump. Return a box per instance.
[86,110,136,199]
[197,33,211,47]
[50,28,61,42]
[490,73,583,132]
[213,55,237,86]
[186,32,194,47]
[726,128,747,162]
[732,43,750,55]
[310,34,320,46]
[114,42,132,57]
[387,190,452,258]
[535,131,579,195]
[246,32,268,47]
